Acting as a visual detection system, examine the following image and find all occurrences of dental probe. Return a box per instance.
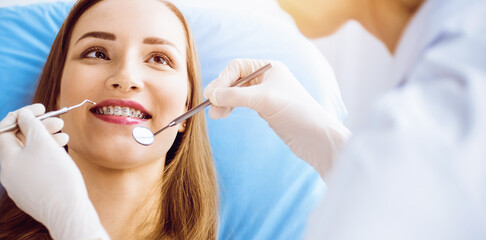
[0,99,96,133]
[132,63,273,146]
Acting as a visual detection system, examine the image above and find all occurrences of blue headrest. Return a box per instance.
[0,1,346,239]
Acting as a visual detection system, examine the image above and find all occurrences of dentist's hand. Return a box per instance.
[204,59,351,179]
[0,104,110,240]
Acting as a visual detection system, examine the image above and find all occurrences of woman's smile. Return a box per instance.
[89,99,152,125]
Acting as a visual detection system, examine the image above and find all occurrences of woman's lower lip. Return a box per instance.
[91,113,148,125]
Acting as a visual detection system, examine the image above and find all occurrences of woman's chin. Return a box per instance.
[68,139,167,170]
[90,156,161,170]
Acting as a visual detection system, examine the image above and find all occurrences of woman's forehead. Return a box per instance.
[71,0,187,53]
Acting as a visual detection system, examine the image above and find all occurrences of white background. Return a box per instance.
[0,0,393,129]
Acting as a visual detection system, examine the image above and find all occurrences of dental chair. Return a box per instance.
[0,1,347,239]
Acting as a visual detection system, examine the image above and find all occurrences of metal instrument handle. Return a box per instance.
[152,63,272,136]
[0,100,95,134]
[172,63,272,126]
[0,108,68,133]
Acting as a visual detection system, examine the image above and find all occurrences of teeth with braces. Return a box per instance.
[114,106,122,116]
[93,106,149,119]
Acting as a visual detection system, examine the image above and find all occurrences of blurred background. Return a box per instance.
[0,0,393,130]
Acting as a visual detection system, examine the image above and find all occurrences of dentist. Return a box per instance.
[1,0,485,239]
[204,0,486,239]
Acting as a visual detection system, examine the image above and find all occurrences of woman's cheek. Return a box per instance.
[153,78,189,114]
[57,63,103,138]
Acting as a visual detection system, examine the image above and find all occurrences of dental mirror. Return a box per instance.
[132,126,155,146]
[132,63,273,146]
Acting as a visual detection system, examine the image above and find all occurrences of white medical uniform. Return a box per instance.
[306,0,486,239]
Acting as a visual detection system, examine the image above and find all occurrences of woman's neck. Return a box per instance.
[69,150,164,239]
[356,0,425,53]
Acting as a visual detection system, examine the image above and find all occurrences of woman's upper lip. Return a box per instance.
[90,99,151,115]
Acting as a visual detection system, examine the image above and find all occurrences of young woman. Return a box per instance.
[0,0,218,239]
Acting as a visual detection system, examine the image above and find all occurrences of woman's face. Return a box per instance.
[59,0,189,169]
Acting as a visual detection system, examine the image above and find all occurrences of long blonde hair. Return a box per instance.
[0,0,219,239]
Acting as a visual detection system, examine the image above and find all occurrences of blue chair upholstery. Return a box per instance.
[0,1,347,239]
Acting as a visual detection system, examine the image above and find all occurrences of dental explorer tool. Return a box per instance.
[132,63,273,146]
[0,99,96,133]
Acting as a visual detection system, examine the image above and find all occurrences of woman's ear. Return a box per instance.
[180,99,189,133]
[178,121,186,132]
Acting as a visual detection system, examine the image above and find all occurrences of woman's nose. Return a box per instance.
[105,60,145,92]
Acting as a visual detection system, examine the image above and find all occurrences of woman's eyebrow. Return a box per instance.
[76,31,116,44]
[143,37,181,53]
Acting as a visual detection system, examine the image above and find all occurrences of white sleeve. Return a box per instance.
[305,23,486,240]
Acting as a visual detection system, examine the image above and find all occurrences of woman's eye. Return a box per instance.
[81,47,110,60]
[147,54,169,65]
[86,51,109,60]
